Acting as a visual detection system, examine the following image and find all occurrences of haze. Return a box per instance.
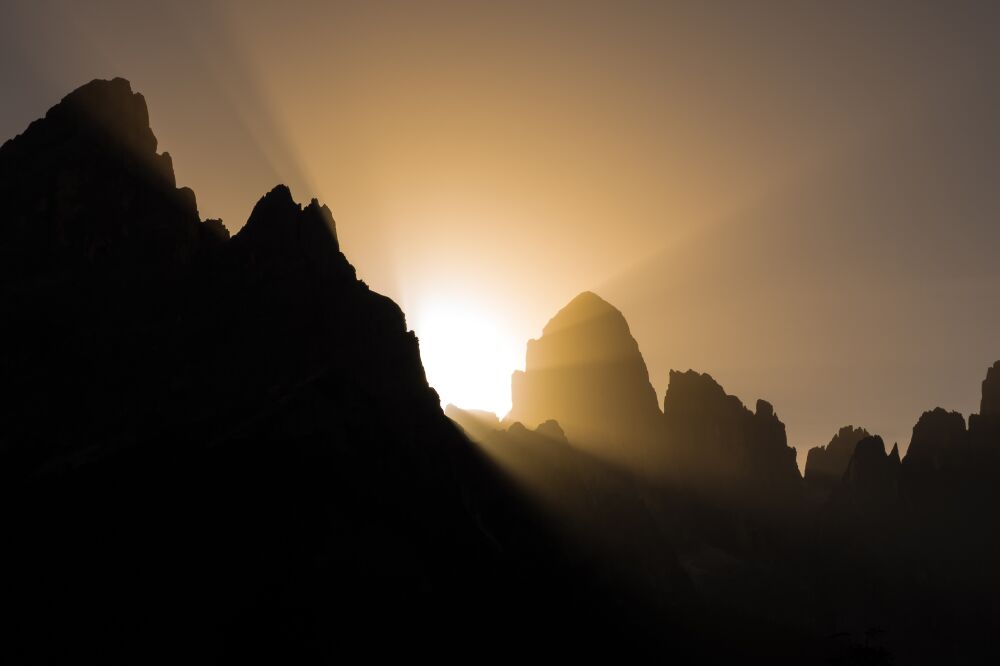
[3,0,999,467]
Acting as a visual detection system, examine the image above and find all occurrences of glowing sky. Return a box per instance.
[3,1,1000,467]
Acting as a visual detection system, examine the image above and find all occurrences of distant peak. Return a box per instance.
[981,360,1000,416]
[564,291,618,313]
[666,369,727,400]
[542,291,627,336]
[889,442,901,464]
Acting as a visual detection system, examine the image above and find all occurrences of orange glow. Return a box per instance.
[413,299,522,417]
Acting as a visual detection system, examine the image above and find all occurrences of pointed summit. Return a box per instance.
[507,291,661,461]
[841,435,900,506]
[232,185,347,280]
[889,442,901,464]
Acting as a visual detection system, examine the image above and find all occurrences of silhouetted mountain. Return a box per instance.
[506,291,662,464]
[0,77,215,284]
[903,408,968,473]
[840,435,900,507]
[662,369,801,504]
[0,79,667,662]
[804,425,871,499]
[3,77,1000,665]
[981,360,1000,416]
[970,360,1000,449]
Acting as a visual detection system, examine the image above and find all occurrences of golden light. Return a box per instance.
[414,300,522,417]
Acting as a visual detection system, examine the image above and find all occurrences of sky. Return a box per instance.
[2,1,999,467]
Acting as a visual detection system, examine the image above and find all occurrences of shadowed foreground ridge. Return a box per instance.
[457,290,1000,664]
[3,78,1000,665]
[0,79,657,662]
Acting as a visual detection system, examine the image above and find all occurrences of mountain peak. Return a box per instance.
[43,77,160,164]
[236,184,340,257]
[507,292,661,457]
[662,368,801,499]
[542,290,624,336]
[981,360,1000,417]
[0,77,210,278]
[903,407,967,471]
[804,424,871,487]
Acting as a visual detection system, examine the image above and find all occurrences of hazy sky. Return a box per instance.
[3,1,999,467]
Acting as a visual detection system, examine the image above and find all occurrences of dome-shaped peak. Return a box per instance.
[542,291,627,336]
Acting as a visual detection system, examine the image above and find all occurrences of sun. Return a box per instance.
[413,301,521,417]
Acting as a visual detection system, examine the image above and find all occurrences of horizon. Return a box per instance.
[5,4,1000,662]
[3,1,999,468]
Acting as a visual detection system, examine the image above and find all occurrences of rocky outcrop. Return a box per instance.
[970,361,1000,449]
[903,408,968,472]
[981,361,1000,417]
[0,78,217,284]
[841,435,900,506]
[506,291,662,462]
[661,370,801,502]
[804,425,871,496]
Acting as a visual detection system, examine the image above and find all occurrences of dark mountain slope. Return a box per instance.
[0,79,670,663]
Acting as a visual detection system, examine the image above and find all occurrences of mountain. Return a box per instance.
[840,435,901,507]
[662,369,802,504]
[804,425,871,499]
[903,408,968,474]
[506,291,663,464]
[4,77,1000,665]
[0,79,655,662]
[970,360,1000,449]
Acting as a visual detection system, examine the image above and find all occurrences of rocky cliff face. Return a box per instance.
[662,369,801,502]
[506,291,662,463]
